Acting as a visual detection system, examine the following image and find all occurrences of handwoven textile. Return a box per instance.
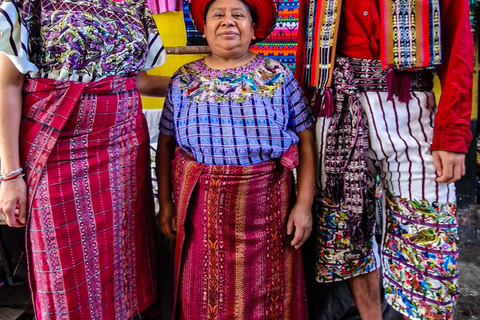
[147,0,182,13]
[183,0,205,46]
[298,0,443,89]
[0,0,166,82]
[379,0,442,70]
[159,56,315,166]
[250,0,300,71]
[320,57,433,244]
[182,0,300,71]
[171,147,308,320]
[315,57,458,320]
[20,76,157,320]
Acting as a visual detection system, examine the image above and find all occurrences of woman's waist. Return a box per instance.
[23,74,138,95]
[177,140,297,168]
[176,144,298,176]
[22,75,144,133]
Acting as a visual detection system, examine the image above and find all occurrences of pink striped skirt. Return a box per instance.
[171,147,308,320]
[20,76,157,320]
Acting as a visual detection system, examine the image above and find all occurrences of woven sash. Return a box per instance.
[301,0,442,90]
[380,0,442,70]
[303,0,342,89]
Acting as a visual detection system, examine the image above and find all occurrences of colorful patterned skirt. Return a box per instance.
[20,76,157,320]
[171,147,308,320]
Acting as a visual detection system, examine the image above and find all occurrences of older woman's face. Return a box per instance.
[203,0,255,55]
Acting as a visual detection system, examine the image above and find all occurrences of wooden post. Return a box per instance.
[165,46,212,55]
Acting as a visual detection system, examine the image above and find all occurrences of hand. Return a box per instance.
[286,202,312,249]
[159,200,176,239]
[0,178,27,227]
[432,150,466,184]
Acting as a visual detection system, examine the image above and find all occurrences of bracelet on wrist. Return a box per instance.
[0,168,24,182]
[1,174,25,183]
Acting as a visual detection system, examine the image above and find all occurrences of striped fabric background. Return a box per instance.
[148,0,182,14]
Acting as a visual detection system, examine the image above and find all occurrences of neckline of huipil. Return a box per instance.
[198,55,264,77]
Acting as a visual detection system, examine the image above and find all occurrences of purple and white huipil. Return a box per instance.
[159,55,315,166]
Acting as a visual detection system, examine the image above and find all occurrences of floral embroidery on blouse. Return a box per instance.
[174,55,285,103]
[0,0,165,82]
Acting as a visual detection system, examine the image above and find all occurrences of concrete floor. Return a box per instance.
[454,206,480,320]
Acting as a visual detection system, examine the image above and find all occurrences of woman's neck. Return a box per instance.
[205,51,256,70]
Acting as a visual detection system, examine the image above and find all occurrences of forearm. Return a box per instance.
[136,71,170,97]
[156,134,176,205]
[0,54,24,174]
[295,127,315,205]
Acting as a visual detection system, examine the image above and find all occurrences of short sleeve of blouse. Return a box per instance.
[0,0,37,74]
[285,70,315,134]
[141,4,167,70]
[158,81,175,136]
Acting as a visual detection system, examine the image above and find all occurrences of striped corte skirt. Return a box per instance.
[20,76,157,320]
[171,147,308,320]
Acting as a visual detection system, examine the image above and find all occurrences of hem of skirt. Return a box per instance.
[385,295,452,320]
[314,265,380,283]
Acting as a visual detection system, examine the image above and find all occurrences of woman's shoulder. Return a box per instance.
[178,59,205,74]
[254,57,296,87]
[170,59,204,86]
[260,57,292,76]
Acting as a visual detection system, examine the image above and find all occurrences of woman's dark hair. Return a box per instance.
[203,0,258,25]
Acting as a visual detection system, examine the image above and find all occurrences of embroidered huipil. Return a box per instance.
[0,0,166,82]
[335,0,473,153]
[159,56,315,166]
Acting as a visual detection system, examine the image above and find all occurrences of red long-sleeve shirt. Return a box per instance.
[336,0,474,153]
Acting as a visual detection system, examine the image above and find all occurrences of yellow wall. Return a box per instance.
[142,12,206,109]
[472,37,478,120]
[146,12,478,120]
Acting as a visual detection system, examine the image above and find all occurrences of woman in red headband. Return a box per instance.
[157,0,314,318]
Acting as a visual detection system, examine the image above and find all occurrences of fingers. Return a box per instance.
[290,225,312,249]
[159,208,177,239]
[432,151,442,178]
[436,161,453,184]
[0,179,28,228]
[286,216,294,235]
[436,158,463,184]
[289,216,312,249]
[18,196,27,224]
[288,204,313,249]
[434,151,466,184]
[290,228,305,249]
[2,200,25,228]
[452,161,463,183]
[160,218,176,239]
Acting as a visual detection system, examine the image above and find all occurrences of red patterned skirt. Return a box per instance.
[20,76,156,320]
[171,148,308,320]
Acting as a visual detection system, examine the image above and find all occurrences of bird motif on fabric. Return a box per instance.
[411,229,437,244]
